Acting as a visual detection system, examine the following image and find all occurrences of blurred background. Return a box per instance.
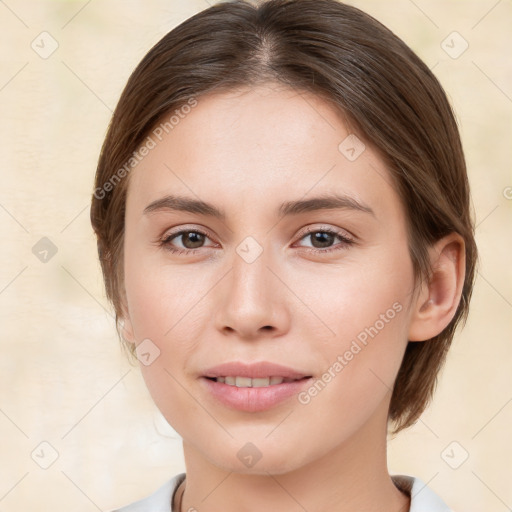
[0,0,510,510]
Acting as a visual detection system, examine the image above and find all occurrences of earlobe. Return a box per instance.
[119,306,136,345]
[119,318,135,344]
[408,233,466,342]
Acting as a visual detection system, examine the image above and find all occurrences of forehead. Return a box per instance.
[126,83,402,223]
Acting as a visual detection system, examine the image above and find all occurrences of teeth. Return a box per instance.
[214,376,288,387]
[235,376,252,388]
[252,378,270,387]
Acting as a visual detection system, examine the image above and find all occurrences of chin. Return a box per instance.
[200,441,310,476]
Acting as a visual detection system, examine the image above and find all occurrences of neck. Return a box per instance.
[178,405,410,512]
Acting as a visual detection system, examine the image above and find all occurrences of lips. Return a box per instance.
[201,361,312,412]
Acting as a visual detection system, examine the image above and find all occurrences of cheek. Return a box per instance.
[288,283,410,454]
[294,246,413,400]
[294,245,412,345]
[123,258,209,435]
[124,248,210,344]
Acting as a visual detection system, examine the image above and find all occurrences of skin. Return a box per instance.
[121,83,465,512]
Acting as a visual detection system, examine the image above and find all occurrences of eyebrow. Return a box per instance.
[143,192,375,219]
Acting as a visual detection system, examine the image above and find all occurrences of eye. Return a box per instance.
[295,226,354,254]
[158,225,354,256]
[159,228,216,255]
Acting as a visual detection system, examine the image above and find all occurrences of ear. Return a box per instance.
[119,300,136,345]
[408,233,466,342]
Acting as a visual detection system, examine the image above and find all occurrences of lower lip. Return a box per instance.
[201,377,311,412]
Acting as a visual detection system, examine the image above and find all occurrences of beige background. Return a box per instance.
[0,0,511,510]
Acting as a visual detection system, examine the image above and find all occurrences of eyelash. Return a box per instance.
[159,226,354,256]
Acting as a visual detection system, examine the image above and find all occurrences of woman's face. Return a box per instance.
[122,84,417,473]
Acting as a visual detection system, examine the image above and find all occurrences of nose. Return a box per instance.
[213,244,291,341]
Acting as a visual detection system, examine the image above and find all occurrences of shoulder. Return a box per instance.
[110,473,186,512]
[392,474,456,512]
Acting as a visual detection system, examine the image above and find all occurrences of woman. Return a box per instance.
[91,1,477,510]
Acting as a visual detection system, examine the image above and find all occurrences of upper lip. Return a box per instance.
[202,361,310,380]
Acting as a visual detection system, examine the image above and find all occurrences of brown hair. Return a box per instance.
[90,0,477,434]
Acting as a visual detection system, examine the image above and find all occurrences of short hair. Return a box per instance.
[90,0,477,434]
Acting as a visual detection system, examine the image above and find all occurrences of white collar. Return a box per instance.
[392,474,454,511]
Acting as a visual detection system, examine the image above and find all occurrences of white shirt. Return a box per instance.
[112,473,454,511]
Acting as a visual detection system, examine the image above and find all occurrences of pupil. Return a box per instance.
[184,232,204,248]
[313,232,333,248]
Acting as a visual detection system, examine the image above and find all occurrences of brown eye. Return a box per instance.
[308,231,336,249]
[160,229,215,254]
[176,231,206,249]
[296,228,354,254]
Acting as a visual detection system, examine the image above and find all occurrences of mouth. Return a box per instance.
[205,375,310,387]
[201,361,312,412]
